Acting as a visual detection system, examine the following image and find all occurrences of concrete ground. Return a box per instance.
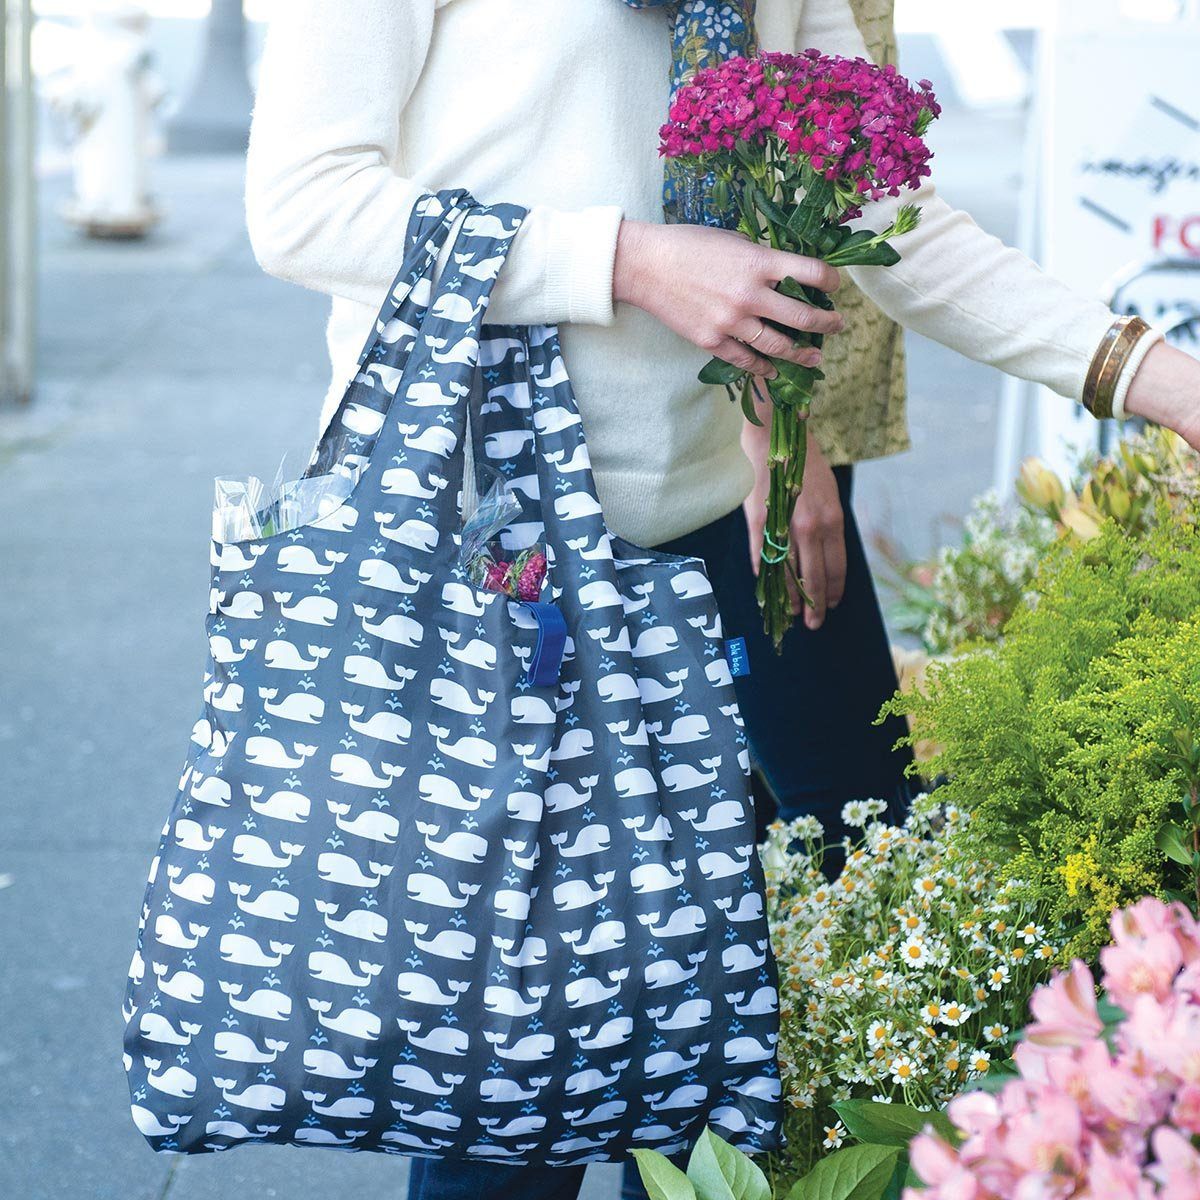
[0,30,1026,1200]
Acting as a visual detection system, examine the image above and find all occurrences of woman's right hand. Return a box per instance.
[612,219,842,377]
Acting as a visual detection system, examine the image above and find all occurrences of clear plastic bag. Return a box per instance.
[212,443,358,543]
[459,469,547,601]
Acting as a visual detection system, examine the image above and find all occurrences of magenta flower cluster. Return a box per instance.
[908,897,1200,1200]
[659,49,939,213]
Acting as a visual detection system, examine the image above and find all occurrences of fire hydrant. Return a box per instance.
[44,5,167,239]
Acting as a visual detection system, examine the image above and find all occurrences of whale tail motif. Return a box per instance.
[314,900,338,915]
[595,871,616,887]
[181,1022,204,1037]
[281,843,305,858]
[258,687,278,701]
[645,1006,667,1020]
[307,646,332,662]
[396,1018,421,1033]
[700,757,722,771]
[326,801,351,818]
[242,783,263,799]
[469,785,493,801]
[265,1038,290,1052]
[228,882,251,898]
[382,763,406,779]
[340,701,365,719]
[403,920,428,935]
[212,1078,237,1092]
[272,592,293,605]
[415,821,440,837]
[218,981,243,998]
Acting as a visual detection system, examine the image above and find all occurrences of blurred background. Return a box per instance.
[2,1,1199,1197]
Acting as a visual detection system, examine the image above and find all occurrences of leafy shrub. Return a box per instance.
[883,504,1200,960]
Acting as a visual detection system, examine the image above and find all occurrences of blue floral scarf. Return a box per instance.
[623,1,758,225]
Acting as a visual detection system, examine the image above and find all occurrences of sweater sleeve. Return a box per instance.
[793,0,1149,404]
[244,0,623,327]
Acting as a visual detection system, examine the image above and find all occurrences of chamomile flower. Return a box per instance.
[890,1055,921,1085]
[823,1122,846,1149]
[900,935,930,968]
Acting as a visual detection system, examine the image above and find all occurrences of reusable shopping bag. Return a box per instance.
[122,190,784,1164]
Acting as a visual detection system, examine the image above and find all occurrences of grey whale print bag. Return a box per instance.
[122,191,784,1165]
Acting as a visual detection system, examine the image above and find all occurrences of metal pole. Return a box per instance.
[167,0,253,154]
[1,0,37,407]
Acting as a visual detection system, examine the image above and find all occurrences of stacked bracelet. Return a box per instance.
[1082,315,1154,421]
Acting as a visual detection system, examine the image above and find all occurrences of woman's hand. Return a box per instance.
[1125,341,1200,450]
[613,219,842,376]
[742,409,846,630]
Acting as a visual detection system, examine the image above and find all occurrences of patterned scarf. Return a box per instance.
[623,1,758,226]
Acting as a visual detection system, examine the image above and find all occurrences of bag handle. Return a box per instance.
[302,190,476,483]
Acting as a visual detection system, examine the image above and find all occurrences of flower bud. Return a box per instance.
[1016,458,1065,514]
[1059,500,1102,542]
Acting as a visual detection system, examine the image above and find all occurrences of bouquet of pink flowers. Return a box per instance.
[908,897,1200,1199]
[660,50,939,647]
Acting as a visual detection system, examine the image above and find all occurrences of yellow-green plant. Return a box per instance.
[883,502,1200,960]
[883,429,1200,655]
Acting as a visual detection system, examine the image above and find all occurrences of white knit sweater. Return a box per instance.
[245,0,1146,547]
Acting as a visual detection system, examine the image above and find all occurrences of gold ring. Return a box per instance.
[746,322,767,348]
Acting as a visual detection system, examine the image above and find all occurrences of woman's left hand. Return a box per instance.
[1125,342,1200,449]
[742,411,846,630]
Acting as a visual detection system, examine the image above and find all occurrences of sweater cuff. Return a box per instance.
[1112,326,1166,421]
[539,204,624,326]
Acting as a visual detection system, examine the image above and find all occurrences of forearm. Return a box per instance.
[245,0,622,327]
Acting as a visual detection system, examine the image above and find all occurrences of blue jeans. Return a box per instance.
[408,467,913,1200]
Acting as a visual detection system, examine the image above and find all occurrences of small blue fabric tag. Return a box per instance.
[520,601,568,687]
[726,636,750,678]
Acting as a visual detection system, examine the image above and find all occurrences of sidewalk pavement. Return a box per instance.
[0,91,1014,1196]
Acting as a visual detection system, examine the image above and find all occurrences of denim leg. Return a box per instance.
[406,1157,587,1200]
[652,467,915,866]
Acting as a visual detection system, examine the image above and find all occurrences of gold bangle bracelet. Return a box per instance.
[1083,315,1152,420]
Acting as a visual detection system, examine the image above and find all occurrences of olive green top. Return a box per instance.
[806,0,909,465]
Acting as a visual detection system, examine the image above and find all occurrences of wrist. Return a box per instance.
[613,219,653,308]
[1125,342,1194,429]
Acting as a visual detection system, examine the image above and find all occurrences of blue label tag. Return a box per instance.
[520,601,568,687]
[726,636,750,678]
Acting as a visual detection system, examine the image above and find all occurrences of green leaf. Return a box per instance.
[1157,821,1194,867]
[741,378,764,427]
[880,1155,910,1200]
[699,356,746,387]
[833,1100,955,1148]
[685,1128,771,1200]
[752,187,792,231]
[785,1145,902,1200]
[630,1149,699,1200]
[825,239,902,268]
